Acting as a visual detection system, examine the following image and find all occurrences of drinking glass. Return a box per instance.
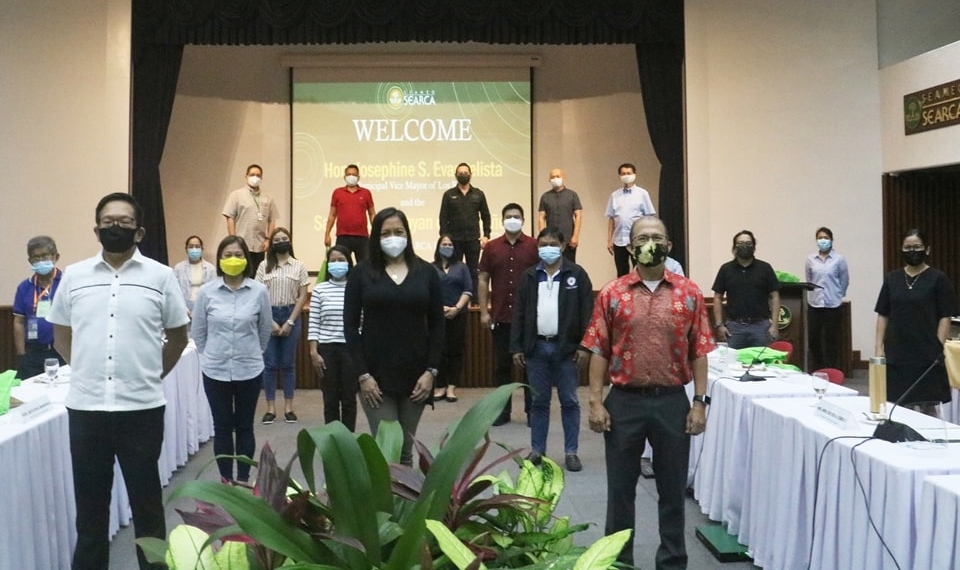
[44,358,59,388]
[811,372,829,404]
[716,342,729,365]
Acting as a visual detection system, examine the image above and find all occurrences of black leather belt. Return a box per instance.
[613,384,685,396]
[536,335,557,342]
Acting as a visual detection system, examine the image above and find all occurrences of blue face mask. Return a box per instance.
[187,247,202,261]
[538,245,562,264]
[327,261,349,279]
[439,245,455,258]
[817,239,831,252]
[32,260,55,275]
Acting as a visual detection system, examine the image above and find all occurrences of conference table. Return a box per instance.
[693,358,859,535]
[915,474,960,570]
[743,396,960,570]
[0,343,212,569]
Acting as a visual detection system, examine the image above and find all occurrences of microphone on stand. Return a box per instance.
[873,357,942,443]
[739,346,769,382]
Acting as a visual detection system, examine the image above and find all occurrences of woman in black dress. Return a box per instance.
[344,207,444,465]
[874,228,956,416]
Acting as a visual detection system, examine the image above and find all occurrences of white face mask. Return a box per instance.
[247,175,261,188]
[620,174,636,185]
[380,236,407,258]
[344,175,359,186]
[550,177,564,189]
[503,218,524,233]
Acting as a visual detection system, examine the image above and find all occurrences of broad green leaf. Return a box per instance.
[168,481,328,564]
[426,519,485,570]
[572,529,632,570]
[135,537,169,565]
[383,490,435,570]
[357,432,395,513]
[374,419,403,463]
[213,539,251,569]
[165,525,217,570]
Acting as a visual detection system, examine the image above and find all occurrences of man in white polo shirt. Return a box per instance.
[48,192,189,570]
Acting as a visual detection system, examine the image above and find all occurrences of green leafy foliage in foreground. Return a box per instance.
[138,385,630,569]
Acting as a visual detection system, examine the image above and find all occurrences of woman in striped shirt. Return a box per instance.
[256,227,310,424]
[308,245,356,430]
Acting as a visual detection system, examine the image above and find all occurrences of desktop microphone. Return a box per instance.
[872,357,942,443]
[739,346,769,382]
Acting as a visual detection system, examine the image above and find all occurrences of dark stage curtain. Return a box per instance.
[637,40,686,269]
[131,41,183,265]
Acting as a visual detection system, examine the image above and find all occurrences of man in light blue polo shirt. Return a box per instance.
[605,162,656,276]
[48,192,189,570]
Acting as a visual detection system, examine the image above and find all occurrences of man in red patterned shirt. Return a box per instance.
[583,216,714,569]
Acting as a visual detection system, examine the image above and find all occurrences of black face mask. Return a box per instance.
[735,244,755,260]
[272,241,292,255]
[99,225,138,253]
[456,174,471,185]
[902,249,927,267]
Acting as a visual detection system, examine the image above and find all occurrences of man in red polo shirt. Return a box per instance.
[478,202,540,426]
[583,216,713,569]
[324,164,376,262]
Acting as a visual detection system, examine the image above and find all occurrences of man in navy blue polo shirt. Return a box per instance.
[12,235,65,379]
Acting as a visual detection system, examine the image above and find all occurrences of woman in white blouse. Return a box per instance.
[172,235,216,317]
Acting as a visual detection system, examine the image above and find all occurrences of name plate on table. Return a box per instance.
[815,399,856,430]
[8,395,55,424]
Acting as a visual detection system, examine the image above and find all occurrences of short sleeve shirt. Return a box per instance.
[711,259,780,320]
[12,269,63,345]
[605,186,656,246]
[222,187,280,253]
[478,233,540,323]
[538,187,582,242]
[255,257,310,307]
[45,249,190,411]
[331,186,374,237]
[581,270,715,387]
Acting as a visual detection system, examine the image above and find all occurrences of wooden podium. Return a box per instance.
[777,282,817,372]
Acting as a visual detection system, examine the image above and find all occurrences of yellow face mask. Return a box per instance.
[219,257,248,276]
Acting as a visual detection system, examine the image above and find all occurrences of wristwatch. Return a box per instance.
[426,368,439,378]
[286,320,295,327]
[693,394,711,406]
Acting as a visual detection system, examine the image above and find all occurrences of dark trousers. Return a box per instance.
[249,250,265,273]
[604,388,690,569]
[18,343,65,380]
[807,306,842,371]
[203,374,261,482]
[492,322,530,419]
[453,238,481,296]
[68,406,166,570]
[317,342,358,431]
[563,245,577,262]
[437,312,467,389]
[336,234,369,263]
[613,245,634,277]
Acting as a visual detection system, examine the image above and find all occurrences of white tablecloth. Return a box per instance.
[744,396,960,570]
[693,363,858,535]
[944,388,960,424]
[915,474,960,570]
[1,343,212,564]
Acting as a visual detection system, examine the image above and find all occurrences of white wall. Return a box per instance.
[161,43,659,290]
[685,0,884,357]
[880,40,960,173]
[0,0,131,299]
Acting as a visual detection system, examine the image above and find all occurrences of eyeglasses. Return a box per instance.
[632,234,667,246]
[98,217,138,230]
[902,245,926,252]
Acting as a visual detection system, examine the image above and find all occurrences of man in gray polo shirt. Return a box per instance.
[538,168,583,262]
[49,193,189,570]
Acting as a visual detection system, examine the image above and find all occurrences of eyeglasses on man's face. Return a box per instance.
[631,234,667,246]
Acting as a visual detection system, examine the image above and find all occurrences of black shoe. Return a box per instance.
[492,414,510,427]
[526,451,543,466]
[261,412,276,425]
[565,453,582,472]
[284,411,298,423]
[640,457,655,479]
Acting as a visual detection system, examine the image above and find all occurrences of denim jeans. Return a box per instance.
[724,319,772,350]
[203,374,261,482]
[68,406,166,570]
[264,305,300,401]
[526,340,580,454]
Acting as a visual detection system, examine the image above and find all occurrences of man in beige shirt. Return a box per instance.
[223,163,279,269]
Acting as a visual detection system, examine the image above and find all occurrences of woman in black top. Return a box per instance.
[875,228,956,416]
[344,207,444,465]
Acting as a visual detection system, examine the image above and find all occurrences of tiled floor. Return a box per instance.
[109,371,868,569]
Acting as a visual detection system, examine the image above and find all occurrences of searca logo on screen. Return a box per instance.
[387,85,438,109]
